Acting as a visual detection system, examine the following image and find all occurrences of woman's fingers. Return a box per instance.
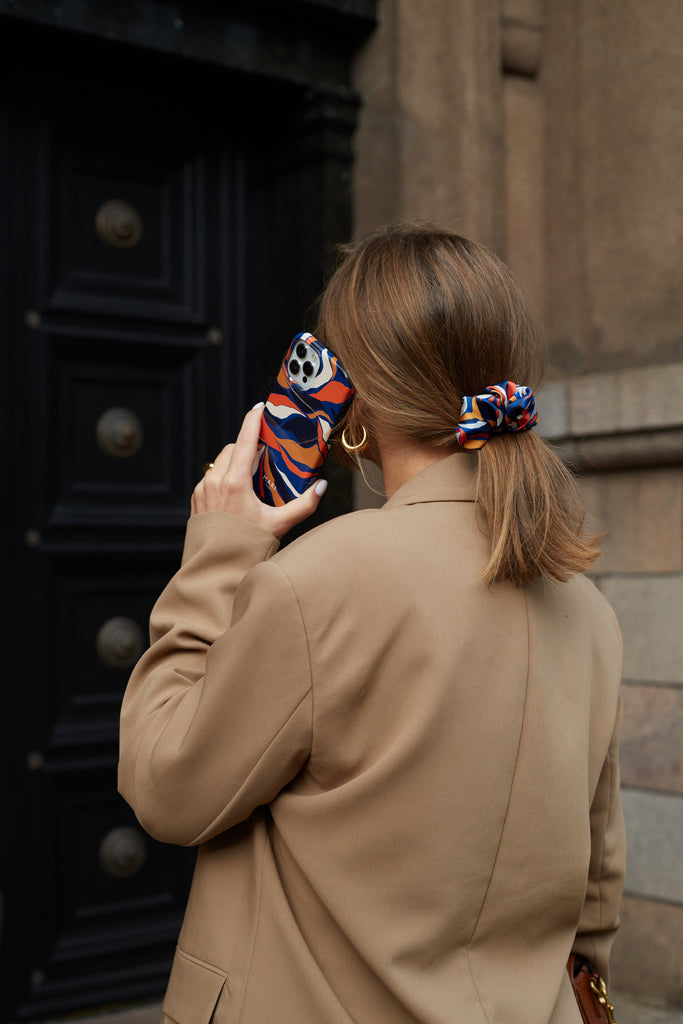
[228,404,265,481]
[209,441,235,475]
[190,404,327,539]
[267,479,328,539]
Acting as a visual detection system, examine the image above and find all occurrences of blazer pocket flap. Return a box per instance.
[162,947,227,1024]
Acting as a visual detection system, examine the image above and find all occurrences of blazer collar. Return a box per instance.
[383,452,477,508]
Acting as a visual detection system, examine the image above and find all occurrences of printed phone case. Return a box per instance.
[252,332,355,506]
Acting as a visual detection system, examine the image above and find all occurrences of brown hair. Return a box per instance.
[317,222,600,585]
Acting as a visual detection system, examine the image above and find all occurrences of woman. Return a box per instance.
[118,223,625,1024]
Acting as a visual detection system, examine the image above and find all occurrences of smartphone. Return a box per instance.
[252,332,355,506]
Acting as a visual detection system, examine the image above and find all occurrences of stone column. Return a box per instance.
[352,0,504,247]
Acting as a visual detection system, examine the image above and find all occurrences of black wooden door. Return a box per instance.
[0,20,356,1020]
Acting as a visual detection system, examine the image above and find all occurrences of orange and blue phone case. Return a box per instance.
[252,332,354,506]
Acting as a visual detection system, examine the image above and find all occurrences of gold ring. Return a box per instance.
[202,462,215,475]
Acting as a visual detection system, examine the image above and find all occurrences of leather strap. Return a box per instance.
[567,953,617,1024]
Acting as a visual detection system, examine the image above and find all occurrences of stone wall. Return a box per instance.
[351,0,683,1007]
[538,366,683,1007]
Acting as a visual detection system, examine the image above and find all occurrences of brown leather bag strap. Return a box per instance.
[567,954,617,1024]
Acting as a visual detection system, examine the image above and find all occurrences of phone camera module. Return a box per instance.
[296,343,308,359]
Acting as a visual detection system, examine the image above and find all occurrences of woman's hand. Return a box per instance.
[191,404,328,540]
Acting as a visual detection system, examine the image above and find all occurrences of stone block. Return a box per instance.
[621,684,683,794]
[543,1,683,372]
[580,468,683,574]
[611,991,683,1024]
[575,429,683,473]
[501,0,544,26]
[621,789,683,904]
[612,897,683,1008]
[569,363,683,437]
[536,380,569,439]
[577,2,683,370]
[595,575,683,684]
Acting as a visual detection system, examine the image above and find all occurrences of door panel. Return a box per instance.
[47,135,207,323]
[50,334,203,523]
[3,35,245,1021]
[47,549,181,745]
[1,16,358,1020]
[17,536,197,1018]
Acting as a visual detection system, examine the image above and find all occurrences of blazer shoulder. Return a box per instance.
[275,506,385,566]
[566,572,622,638]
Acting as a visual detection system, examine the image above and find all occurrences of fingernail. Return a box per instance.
[252,401,265,410]
[314,479,328,497]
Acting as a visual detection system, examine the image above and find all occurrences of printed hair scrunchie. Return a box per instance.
[455,381,538,450]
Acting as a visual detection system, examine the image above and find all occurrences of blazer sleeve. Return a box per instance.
[571,689,626,984]
[117,511,314,847]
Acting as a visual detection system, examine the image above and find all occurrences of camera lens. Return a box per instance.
[303,361,314,377]
[289,359,300,375]
[296,343,307,359]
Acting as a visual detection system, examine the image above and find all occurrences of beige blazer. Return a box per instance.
[118,453,625,1024]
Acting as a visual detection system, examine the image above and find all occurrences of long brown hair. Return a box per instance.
[317,222,600,585]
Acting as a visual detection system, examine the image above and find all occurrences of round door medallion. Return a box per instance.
[96,406,144,459]
[99,826,147,879]
[96,617,144,669]
[95,198,143,249]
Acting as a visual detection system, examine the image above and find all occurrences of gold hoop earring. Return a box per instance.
[341,425,369,455]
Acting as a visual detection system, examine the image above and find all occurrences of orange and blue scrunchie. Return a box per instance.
[455,381,538,450]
